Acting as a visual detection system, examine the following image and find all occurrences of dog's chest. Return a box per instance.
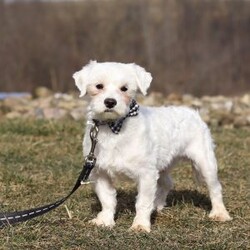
[93,129,145,177]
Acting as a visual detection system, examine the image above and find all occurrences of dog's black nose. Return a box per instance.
[104,98,117,109]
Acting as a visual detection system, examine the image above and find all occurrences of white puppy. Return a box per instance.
[73,61,231,232]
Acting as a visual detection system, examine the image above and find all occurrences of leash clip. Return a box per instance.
[80,123,99,183]
[89,124,99,155]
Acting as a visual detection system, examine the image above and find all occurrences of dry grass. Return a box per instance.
[0,119,249,249]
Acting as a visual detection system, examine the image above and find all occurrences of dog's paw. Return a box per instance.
[129,224,151,233]
[209,209,232,222]
[130,216,151,233]
[89,213,115,228]
[89,217,115,228]
[155,203,166,212]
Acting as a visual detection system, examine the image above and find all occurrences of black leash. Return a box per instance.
[0,123,99,228]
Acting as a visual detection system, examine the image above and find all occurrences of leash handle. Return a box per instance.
[0,123,99,227]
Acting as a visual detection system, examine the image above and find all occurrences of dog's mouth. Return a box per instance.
[93,104,127,121]
[104,109,114,113]
[97,108,123,121]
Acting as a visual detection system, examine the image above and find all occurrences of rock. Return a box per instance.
[54,93,74,101]
[139,92,164,106]
[0,90,249,128]
[209,118,219,127]
[70,107,86,120]
[219,113,235,126]
[209,99,233,113]
[232,103,246,115]
[240,93,250,106]
[42,108,68,120]
[234,116,248,127]
[167,93,182,102]
[35,87,52,98]
[22,109,36,119]
[5,111,22,119]
[36,97,53,108]
[55,99,77,110]
[247,115,250,124]
[190,99,203,108]
[182,94,194,103]
[224,100,234,112]
[34,108,44,119]
[1,96,33,118]
[199,107,210,123]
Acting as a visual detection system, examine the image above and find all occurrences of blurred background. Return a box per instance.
[0,0,249,96]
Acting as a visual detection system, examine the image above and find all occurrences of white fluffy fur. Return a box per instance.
[73,61,231,232]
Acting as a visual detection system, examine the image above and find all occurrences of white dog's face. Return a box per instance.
[73,61,152,120]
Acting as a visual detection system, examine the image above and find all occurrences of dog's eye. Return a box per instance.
[96,84,104,90]
[120,86,128,92]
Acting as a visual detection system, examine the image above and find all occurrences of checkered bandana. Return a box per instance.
[93,99,139,134]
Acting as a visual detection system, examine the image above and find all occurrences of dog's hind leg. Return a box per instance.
[89,171,117,228]
[154,170,173,211]
[186,130,232,222]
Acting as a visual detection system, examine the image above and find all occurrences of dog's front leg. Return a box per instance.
[131,171,158,233]
[89,171,117,228]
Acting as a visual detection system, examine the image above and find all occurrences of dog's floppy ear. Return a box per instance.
[72,60,97,97]
[131,63,152,95]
